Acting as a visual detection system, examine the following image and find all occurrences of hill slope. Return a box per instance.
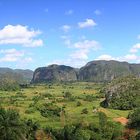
[32,60,140,83]
[0,68,33,83]
[31,64,78,83]
[101,76,140,110]
[78,60,140,82]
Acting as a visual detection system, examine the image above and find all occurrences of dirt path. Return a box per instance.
[113,117,128,125]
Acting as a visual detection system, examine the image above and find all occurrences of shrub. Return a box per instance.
[39,103,61,117]
[77,101,82,106]
[63,91,72,98]
[128,108,140,129]
[84,95,96,102]
[25,108,35,114]
[81,108,88,114]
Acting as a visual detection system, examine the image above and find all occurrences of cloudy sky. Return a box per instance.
[0,0,140,70]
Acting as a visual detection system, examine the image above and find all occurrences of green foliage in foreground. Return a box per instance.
[0,108,25,140]
[45,112,123,140]
[128,108,140,130]
[127,108,140,140]
[0,108,39,140]
[0,107,124,140]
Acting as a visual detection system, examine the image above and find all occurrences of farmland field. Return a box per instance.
[0,82,129,129]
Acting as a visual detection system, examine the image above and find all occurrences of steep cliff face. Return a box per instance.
[31,64,78,83]
[78,60,140,82]
[31,60,140,83]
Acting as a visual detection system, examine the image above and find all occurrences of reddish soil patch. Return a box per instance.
[113,117,128,125]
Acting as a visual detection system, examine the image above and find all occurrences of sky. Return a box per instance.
[0,0,140,70]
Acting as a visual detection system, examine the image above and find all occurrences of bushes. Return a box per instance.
[0,83,20,91]
[0,108,25,140]
[81,108,88,114]
[44,112,123,140]
[101,76,140,110]
[25,108,35,114]
[84,95,96,102]
[38,103,61,117]
[24,119,39,140]
[0,75,20,91]
[76,101,82,106]
[41,92,53,98]
[63,91,76,101]
[63,91,72,98]
[0,107,123,140]
[128,108,140,129]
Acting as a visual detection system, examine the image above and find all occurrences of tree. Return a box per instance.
[81,108,88,114]
[0,108,25,140]
[24,119,39,140]
[98,112,122,140]
[76,101,82,106]
[74,129,91,140]
[128,108,140,129]
[63,91,72,98]
[136,132,140,140]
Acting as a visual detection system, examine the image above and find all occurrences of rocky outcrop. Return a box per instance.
[78,60,140,82]
[31,64,78,83]
[32,60,140,83]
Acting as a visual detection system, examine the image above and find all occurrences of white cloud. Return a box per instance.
[61,25,71,32]
[47,59,86,68]
[61,35,71,46]
[94,10,101,15]
[0,48,24,62]
[48,39,100,68]
[130,43,140,53]
[22,57,33,63]
[69,39,100,64]
[130,48,138,53]
[78,19,97,28]
[70,49,89,60]
[64,39,71,46]
[123,54,138,61]
[70,39,100,61]
[0,25,43,47]
[96,54,115,60]
[96,54,138,62]
[16,57,34,69]
[0,48,34,64]
[65,10,74,15]
[73,40,100,50]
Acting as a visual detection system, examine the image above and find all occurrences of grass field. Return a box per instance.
[0,82,130,129]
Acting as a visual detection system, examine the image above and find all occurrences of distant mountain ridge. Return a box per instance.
[78,60,140,82]
[0,68,33,83]
[32,60,140,83]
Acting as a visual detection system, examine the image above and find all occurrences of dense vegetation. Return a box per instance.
[0,108,39,140]
[0,107,123,140]
[0,73,20,91]
[101,76,140,110]
[0,79,140,139]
